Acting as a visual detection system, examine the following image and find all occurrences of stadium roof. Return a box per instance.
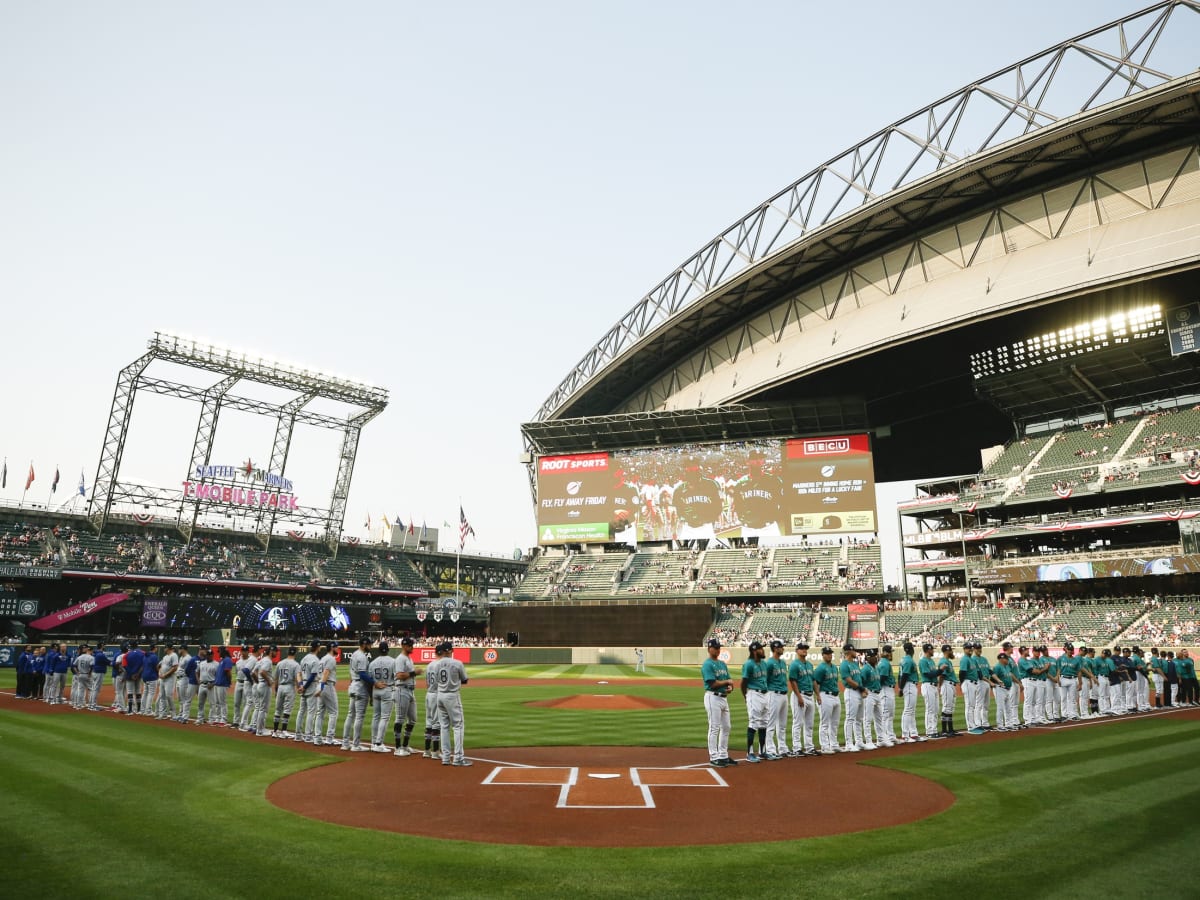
[535,1,1200,423]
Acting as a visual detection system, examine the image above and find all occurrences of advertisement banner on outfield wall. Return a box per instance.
[412,647,471,663]
[535,434,877,545]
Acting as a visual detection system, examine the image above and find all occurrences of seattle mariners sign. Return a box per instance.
[0,597,39,617]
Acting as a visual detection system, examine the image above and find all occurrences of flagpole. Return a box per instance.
[455,498,461,599]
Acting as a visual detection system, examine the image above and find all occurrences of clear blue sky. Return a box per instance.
[0,1,1148,564]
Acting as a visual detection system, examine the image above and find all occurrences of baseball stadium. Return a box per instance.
[4,3,1200,896]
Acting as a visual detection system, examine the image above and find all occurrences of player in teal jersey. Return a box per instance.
[859,648,884,750]
[1042,649,1062,723]
[812,647,842,754]
[1131,647,1152,712]
[763,640,790,759]
[787,642,817,756]
[839,644,867,752]
[1056,644,1081,721]
[1149,648,1166,708]
[1077,646,1096,718]
[991,651,1016,730]
[959,643,982,733]
[701,638,737,767]
[876,644,898,746]
[1177,649,1198,705]
[918,643,941,739]
[1095,648,1116,715]
[937,645,960,737]
[740,641,769,762]
[898,642,923,742]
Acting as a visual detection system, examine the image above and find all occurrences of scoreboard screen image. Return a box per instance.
[536,434,877,545]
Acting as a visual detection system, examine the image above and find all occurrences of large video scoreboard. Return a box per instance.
[536,433,877,545]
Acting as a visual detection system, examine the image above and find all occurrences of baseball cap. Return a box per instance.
[997,652,1008,660]
[378,642,390,653]
[921,643,934,652]
[769,640,784,651]
[796,642,809,650]
[842,643,855,652]
[821,647,833,654]
[748,640,763,652]
[1018,645,1029,653]
[881,644,893,654]
[865,647,879,657]
[1001,641,1013,648]
[268,645,278,654]
[707,638,722,649]
[941,644,952,653]
[241,644,249,652]
[400,637,414,646]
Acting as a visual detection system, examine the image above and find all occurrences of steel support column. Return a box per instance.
[88,351,154,533]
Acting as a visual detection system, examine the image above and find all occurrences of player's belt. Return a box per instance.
[821,691,837,696]
[750,689,767,694]
[201,681,214,686]
[772,690,787,694]
[799,690,813,695]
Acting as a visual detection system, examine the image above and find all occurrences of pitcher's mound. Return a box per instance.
[525,694,684,710]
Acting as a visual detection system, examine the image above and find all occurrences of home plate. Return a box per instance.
[589,773,620,779]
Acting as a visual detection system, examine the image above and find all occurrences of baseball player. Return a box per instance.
[235,646,259,729]
[312,644,340,745]
[157,643,179,720]
[787,641,817,756]
[194,649,217,724]
[898,642,922,742]
[937,644,959,737]
[763,639,790,759]
[250,646,275,736]
[422,644,441,758]
[1149,648,1166,709]
[212,647,234,724]
[739,640,769,762]
[178,647,198,722]
[342,638,373,751]
[428,642,472,766]
[368,642,397,752]
[812,646,841,754]
[876,644,898,746]
[702,637,736,767]
[1057,643,1081,721]
[992,651,1018,730]
[71,645,95,710]
[918,643,940,739]
[111,644,126,711]
[139,645,161,716]
[392,637,418,756]
[172,646,191,721]
[859,648,882,751]
[272,647,301,737]
[89,644,109,711]
[15,645,32,699]
[959,643,982,732]
[295,641,321,743]
[43,643,62,705]
[635,647,646,673]
[1132,647,1152,712]
[839,643,867,752]
[232,644,252,727]
[123,641,145,715]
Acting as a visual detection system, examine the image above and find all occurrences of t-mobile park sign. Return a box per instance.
[182,460,298,511]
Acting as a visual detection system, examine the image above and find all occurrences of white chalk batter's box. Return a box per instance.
[481,763,728,809]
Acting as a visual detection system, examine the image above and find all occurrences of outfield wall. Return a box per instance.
[489,600,713,648]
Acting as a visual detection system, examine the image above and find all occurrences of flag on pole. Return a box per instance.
[52,467,60,493]
[459,505,475,549]
[78,469,86,497]
[420,521,427,542]
[395,516,404,532]
[365,513,372,530]
[25,463,34,491]
[381,514,391,530]
[407,517,415,536]
[1,459,6,489]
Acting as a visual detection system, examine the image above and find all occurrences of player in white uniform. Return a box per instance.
[71,646,95,710]
[250,648,275,736]
[295,642,322,743]
[194,650,218,724]
[231,645,253,728]
[368,643,397,752]
[236,647,259,730]
[428,642,472,766]
[173,647,192,722]
[156,644,180,720]
[342,638,373,751]
[272,647,301,737]
[392,638,418,756]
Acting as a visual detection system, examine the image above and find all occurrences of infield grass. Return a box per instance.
[2,667,1198,898]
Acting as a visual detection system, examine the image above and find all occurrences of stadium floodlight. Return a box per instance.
[88,334,388,549]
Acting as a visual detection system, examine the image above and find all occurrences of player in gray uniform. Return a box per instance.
[174,646,192,722]
[250,647,275,736]
[308,644,340,745]
[231,645,252,728]
[71,645,95,710]
[236,647,259,730]
[195,650,217,724]
[296,642,322,743]
[428,642,472,766]
[342,638,373,751]
[271,647,301,737]
[422,649,441,758]
[368,642,397,752]
[156,644,180,720]
[392,637,418,756]
[111,645,127,711]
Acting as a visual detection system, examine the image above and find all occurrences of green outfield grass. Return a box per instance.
[2,666,1199,898]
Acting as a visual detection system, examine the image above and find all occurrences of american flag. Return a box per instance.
[459,505,475,549]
